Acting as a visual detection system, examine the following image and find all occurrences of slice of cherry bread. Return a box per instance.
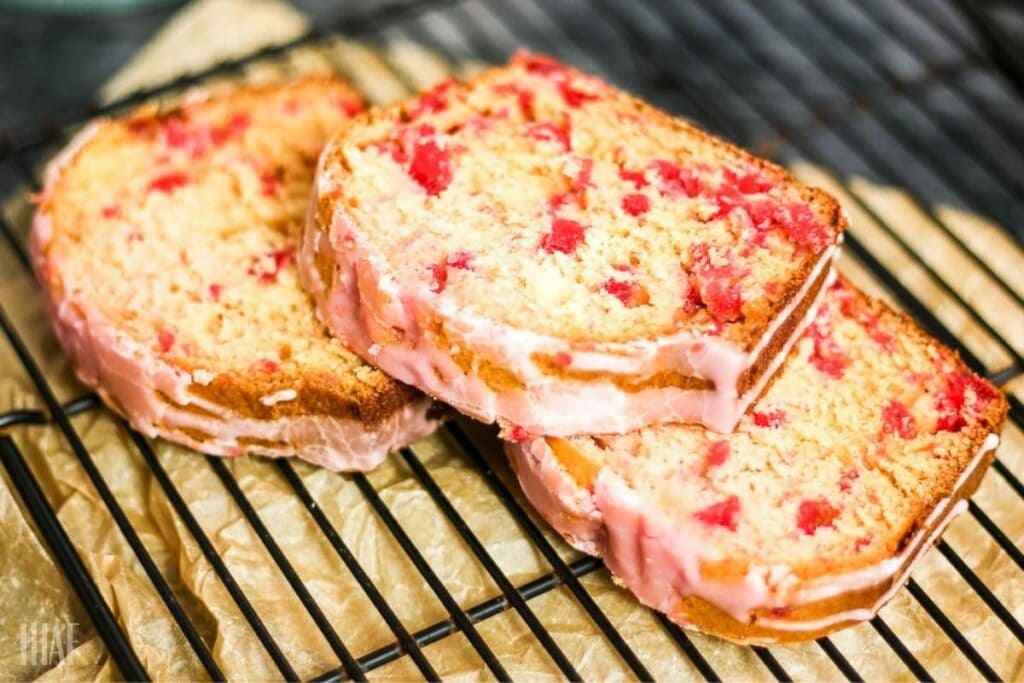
[31,77,442,470]
[303,52,845,437]
[506,277,1006,644]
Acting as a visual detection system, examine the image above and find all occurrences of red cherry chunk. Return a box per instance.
[602,278,649,308]
[157,329,175,353]
[335,95,364,117]
[427,262,447,293]
[147,171,189,194]
[408,77,456,119]
[689,243,748,323]
[933,372,998,433]
[210,113,251,147]
[797,499,840,535]
[704,440,730,469]
[260,171,281,197]
[409,136,453,196]
[447,251,474,270]
[650,160,702,198]
[805,317,851,379]
[881,399,917,439]
[724,168,775,194]
[694,495,740,531]
[558,80,599,108]
[838,468,859,492]
[526,118,571,151]
[247,246,294,284]
[551,351,573,368]
[507,425,532,442]
[249,359,280,373]
[752,409,786,428]
[778,202,829,251]
[540,218,586,255]
[619,168,648,188]
[621,193,651,216]
[515,51,567,77]
[493,82,535,119]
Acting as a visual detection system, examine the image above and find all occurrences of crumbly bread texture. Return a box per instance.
[31,77,442,470]
[306,52,845,436]
[507,278,1007,644]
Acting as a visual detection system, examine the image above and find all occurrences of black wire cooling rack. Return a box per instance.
[0,0,1022,680]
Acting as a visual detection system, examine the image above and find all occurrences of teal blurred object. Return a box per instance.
[0,0,176,10]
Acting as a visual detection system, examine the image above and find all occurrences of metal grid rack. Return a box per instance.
[0,0,1022,680]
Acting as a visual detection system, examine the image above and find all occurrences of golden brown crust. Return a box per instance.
[736,262,830,394]
[182,365,421,428]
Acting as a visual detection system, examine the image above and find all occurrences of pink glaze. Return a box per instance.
[505,432,1000,641]
[303,172,839,436]
[29,123,441,472]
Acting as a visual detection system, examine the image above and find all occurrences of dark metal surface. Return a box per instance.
[0,1,1021,680]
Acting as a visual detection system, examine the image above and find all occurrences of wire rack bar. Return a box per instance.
[967,500,1024,572]
[815,637,863,682]
[398,446,583,680]
[122,429,294,680]
[906,578,1002,681]
[936,539,1024,643]
[870,616,933,681]
[205,458,366,681]
[274,459,440,680]
[0,395,96,429]
[348,470,512,680]
[0,436,149,681]
[751,646,792,682]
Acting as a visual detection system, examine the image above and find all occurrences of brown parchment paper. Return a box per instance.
[0,1,1021,680]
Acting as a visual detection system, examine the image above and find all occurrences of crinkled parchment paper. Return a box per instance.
[0,1,1021,679]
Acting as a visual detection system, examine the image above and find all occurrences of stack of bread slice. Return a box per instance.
[303,53,1007,643]
[34,52,1007,644]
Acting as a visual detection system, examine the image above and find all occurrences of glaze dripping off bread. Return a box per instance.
[31,76,442,470]
[506,277,1006,644]
[302,51,846,438]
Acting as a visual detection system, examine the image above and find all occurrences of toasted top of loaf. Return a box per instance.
[36,76,419,425]
[545,278,1005,576]
[318,52,845,347]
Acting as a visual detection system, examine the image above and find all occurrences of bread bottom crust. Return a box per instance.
[35,278,441,469]
[302,199,836,437]
[504,431,1000,645]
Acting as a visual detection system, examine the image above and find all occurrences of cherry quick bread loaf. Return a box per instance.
[31,77,442,470]
[506,277,1006,644]
[303,52,846,438]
